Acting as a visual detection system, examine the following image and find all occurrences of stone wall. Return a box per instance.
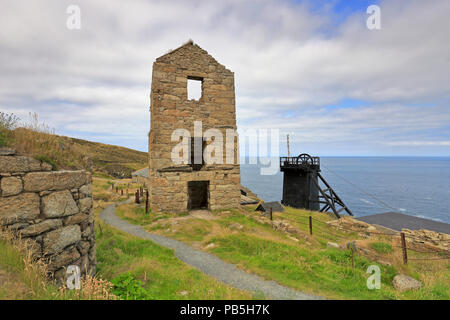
[0,149,96,280]
[148,41,241,212]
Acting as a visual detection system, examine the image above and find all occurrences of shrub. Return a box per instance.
[35,154,57,170]
[111,272,152,300]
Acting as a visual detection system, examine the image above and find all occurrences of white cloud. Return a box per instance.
[0,0,449,154]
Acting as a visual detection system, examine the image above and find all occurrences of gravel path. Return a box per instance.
[99,204,322,300]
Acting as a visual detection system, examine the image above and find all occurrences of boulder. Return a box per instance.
[392,274,422,292]
[205,243,216,249]
[327,242,340,249]
[0,193,40,225]
[1,176,23,196]
[42,190,79,218]
[43,225,81,254]
[229,223,244,230]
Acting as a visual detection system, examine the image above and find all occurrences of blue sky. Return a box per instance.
[0,0,449,157]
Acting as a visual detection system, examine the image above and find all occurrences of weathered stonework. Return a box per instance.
[0,151,96,281]
[148,41,241,212]
[0,192,40,223]
[42,190,79,218]
[1,176,23,196]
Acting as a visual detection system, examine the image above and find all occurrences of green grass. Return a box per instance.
[93,171,115,179]
[34,154,58,170]
[210,234,398,299]
[0,238,62,300]
[119,202,449,300]
[116,203,189,227]
[95,211,253,300]
[370,242,393,254]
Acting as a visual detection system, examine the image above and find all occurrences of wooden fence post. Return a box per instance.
[309,216,313,235]
[401,232,408,265]
[269,207,273,221]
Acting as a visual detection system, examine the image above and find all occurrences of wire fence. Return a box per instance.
[280,212,450,264]
[299,163,450,264]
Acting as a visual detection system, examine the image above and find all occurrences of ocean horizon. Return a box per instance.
[240,156,450,224]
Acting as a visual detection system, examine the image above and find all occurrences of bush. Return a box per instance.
[111,272,152,300]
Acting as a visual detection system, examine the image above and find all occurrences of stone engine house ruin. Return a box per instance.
[148,41,241,212]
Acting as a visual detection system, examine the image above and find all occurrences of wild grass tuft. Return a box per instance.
[0,227,116,300]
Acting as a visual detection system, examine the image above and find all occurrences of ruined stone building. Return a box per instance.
[148,41,241,212]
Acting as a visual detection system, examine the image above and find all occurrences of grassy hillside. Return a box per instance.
[1,175,448,300]
[0,176,253,300]
[114,195,449,300]
[94,206,253,300]
[0,112,147,177]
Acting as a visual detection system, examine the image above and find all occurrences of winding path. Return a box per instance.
[99,204,322,300]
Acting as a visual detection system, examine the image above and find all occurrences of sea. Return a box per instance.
[240,157,450,224]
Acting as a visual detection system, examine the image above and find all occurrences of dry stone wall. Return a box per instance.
[0,149,96,281]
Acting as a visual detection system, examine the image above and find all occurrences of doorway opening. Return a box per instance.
[187,180,209,210]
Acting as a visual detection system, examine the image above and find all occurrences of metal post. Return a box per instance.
[309,216,313,235]
[351,247,354,269]
[401,232,408,265]
[126,189,129,197]
[135,190,140,204]
[287,134,290,158]
[145,190,149,214]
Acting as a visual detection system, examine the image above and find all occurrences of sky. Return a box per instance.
[0,0,449,157]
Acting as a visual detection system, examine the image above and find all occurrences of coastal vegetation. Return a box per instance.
[113,192,449,300]
[0,112,147,177]
[1,122,448,300]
